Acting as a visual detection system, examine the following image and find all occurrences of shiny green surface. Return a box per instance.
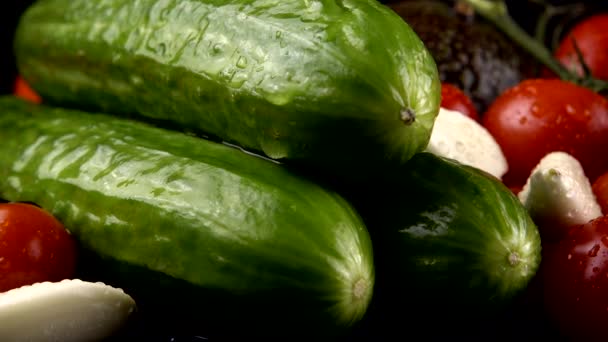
[0,97,374,331]
[346,152,541,317]
[14,0,440,180]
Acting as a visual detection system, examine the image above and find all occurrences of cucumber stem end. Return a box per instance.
[400,108,416,125]
[352,278,368,300]
[508,251,521,266]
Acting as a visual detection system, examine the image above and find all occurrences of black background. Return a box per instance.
[1,0,33,94]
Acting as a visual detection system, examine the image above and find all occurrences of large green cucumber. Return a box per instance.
[342,152,542,338]
[14,0,440,180]
[0,96,374,338]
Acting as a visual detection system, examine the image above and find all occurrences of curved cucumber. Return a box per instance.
[0,97,374,337]
[344,152,541,335]
[14,0,440,180]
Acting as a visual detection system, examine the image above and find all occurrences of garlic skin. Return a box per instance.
[425,107,508,180]
[0,279,136,342]
[518,151,602,229]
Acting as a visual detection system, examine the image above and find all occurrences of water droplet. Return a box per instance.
[157,43,166,56]
[159,8,171,20]
[236,56,248,69]
[279,40,288,48]
[275,31,282,39]
[212,43,223,55]
[583,109,591,119]
[229,78,246,89]
[565,104,576,115]
[130,75,143,85]
[601,236,608,248]
[261,138,288,159]
[568,253,572,260]
[220,68,236,82]
[530,104,541,117]
[588,244,600,257]
[525,86,537,95]
[519,116,528,125]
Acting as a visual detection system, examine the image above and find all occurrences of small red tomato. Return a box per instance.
[482,78,608,187]
[592,171,608,215]
[13,76,41,104]
[543,215,608,340]
[0,202,76,292]
[553,13,608,81]
[440,83,479,121]
[509,185,523,196]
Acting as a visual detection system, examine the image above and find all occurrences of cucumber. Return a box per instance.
[342,152,541,337]
[13,0,440,180]
[0,96,374,338]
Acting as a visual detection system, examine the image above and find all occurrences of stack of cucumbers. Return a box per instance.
[2,0,542,340]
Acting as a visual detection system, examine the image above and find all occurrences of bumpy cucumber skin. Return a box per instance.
[0,97,374,335]
[344,152,541,332]
[14,0,440,180]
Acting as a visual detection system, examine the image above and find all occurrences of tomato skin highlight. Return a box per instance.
[553,13,608,81]
[592,171,608,215]
[0,202,76,292]
[440,83,479,121]
[543,215,608,340]
[482,78,608,188]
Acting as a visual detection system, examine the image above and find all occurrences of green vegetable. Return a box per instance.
[343,152,541,336]
[14,0,441,181]
[0,96,374,338]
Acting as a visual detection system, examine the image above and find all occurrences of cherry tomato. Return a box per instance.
[482,78,608,188]
[440,83,479,121]
[553,13,608,81]
[0,202,76,292]
[592,171,608,215]
[509,185,522,196]
[13,76,41,104]
[542,215,608,340]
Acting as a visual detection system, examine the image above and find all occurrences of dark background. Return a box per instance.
[1,0,33,94]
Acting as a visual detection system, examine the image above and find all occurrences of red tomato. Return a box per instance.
[482,78,608,188]
[13,76,41,104]
[440,83,479,121]
[0,202,76,292]
[592,171,608,215]
[509,185,522,196]
[553,13,608,81]
[543,215,608,340]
